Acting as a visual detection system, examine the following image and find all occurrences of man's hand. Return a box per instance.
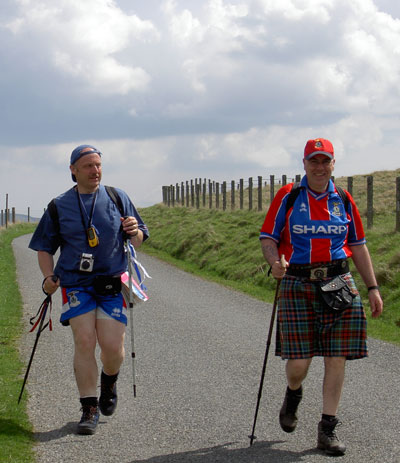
[121,216,139,237]
[368,289,383,318]
[42,275,60,295]
[271,254,288,280]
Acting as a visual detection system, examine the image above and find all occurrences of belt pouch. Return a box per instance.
[93,275,122,296]
[318,275,355,312]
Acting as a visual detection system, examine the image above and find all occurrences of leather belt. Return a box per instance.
[286,259,349,280]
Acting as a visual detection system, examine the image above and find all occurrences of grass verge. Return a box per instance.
[0,223,37,463]
[140,205,399,347]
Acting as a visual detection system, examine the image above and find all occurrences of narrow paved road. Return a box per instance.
[14,234,399,463]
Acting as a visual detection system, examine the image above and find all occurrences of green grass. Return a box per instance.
[140,198,400,347]
[0,223,37,463]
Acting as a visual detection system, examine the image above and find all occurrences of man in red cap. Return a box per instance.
[259,138,383,455]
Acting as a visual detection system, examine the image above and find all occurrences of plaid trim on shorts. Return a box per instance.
[276,273,367,360]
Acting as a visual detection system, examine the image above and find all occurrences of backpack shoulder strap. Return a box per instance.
[285,182,302,214]
[285,182,349,214]
[105,185,125,217]
[335,185,350,212]
[47,199,60,233]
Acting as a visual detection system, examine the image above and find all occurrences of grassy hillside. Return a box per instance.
[140,170,400,346]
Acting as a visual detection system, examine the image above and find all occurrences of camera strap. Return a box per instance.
[76,188,99,246]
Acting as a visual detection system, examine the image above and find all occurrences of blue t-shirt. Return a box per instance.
[29,185,149,287]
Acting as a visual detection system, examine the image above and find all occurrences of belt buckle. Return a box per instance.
[310,267,328,280]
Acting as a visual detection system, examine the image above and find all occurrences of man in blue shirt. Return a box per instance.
[29,145,149,435]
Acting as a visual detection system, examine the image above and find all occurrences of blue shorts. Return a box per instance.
[61,286,127,326]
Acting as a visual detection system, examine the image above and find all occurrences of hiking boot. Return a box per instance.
[317,418,346,456]
[99,376,118,416]
[77,405,99,435]
[279,386,303,433]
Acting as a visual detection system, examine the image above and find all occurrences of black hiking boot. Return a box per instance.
[77,404,99,435]
[99,371,118,416]
[279,385,303,433]
[317,417,346,456]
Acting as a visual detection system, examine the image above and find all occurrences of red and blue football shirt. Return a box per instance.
[260,176,366,264]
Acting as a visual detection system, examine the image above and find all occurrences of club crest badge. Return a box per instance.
[332,201,342,217]
[68,291,81,307]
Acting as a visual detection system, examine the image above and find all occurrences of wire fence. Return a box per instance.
[162,175,400,232]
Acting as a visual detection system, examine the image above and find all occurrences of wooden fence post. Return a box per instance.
[347,177,353,196]
[203,179,206,207]
[295,174,301,183]
[216,182,220,209]
[190,180,194,207]
[240,179,244,210]
[396,177,400,232]
[195,183,200,209]
[181,182,184,206]
[248,177,253,210]
[186,181,189,207]
[231,180,235,210]
[6,194,9,228]
[222,182,227,211]
[1,210,3,227]
[167,186,171,207]
[270,175,275,204]
[367,176,373,229]
[171,185,175,207]
[257,176,262,211]
[282,175,287,186]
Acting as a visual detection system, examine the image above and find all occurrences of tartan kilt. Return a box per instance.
[276,273,368,360]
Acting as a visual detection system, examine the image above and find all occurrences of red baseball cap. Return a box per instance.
[304,138,334,160]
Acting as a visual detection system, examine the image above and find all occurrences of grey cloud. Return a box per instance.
[1,0,400,209]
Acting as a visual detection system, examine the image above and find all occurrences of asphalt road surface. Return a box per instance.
[14,234,399,463]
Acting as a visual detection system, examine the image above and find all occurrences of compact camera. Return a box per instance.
[79,253,94,272]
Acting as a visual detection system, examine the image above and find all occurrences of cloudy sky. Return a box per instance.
[1,0,400,216]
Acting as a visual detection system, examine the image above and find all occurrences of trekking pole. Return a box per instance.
[249,255,286,446]
[18,276,57,404]
[125,239,137,397]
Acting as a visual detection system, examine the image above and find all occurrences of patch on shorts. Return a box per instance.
[68,291,81,308]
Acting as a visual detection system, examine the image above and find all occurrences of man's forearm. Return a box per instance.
[38,251,55,277]
[260,238,280,266]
